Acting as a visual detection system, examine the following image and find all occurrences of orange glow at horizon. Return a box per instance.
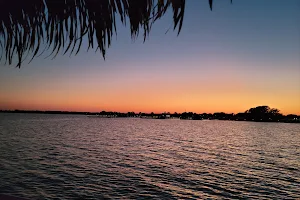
[1,0,299,116]
[1,65,299,115]
[1,95,299,115]
[1,53,299,115]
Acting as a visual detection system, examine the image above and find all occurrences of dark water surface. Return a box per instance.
[0,113,299,199]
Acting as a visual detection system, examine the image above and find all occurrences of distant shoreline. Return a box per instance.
[0,110,92,115]
[1,109,299,123]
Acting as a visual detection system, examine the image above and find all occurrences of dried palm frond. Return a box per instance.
[0,0,231,67]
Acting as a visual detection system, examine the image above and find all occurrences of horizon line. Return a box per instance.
[1,108,299,116]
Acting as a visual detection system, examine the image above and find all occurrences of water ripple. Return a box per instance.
[0,113,300,199]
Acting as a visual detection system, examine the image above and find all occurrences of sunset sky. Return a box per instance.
[0,0,299,114]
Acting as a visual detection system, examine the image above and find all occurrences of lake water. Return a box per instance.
[0,113,299,199]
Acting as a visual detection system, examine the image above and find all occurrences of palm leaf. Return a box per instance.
[0,0,229,67]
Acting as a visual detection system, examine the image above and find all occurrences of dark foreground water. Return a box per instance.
[0,113,299,199]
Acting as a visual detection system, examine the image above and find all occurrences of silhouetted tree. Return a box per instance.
[127,112,135,117]
[235,113,248,121]
[192,113,202,120]
[172,112,180,118]
[245,106,283,122]
[181,112,194,120]
[286,114,298,119]
[100,111,107,115]
[200,113,213,119]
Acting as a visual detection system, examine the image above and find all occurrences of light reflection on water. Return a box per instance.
[0,113,299,199]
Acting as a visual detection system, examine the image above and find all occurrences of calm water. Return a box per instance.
[0,113,299,199]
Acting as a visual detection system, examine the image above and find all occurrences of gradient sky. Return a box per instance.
[0,0,299,114]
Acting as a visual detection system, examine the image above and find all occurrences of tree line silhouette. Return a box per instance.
[174,106,299,123]
[1,106,299,123]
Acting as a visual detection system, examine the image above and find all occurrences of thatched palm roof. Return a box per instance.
[0,0,229,67]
